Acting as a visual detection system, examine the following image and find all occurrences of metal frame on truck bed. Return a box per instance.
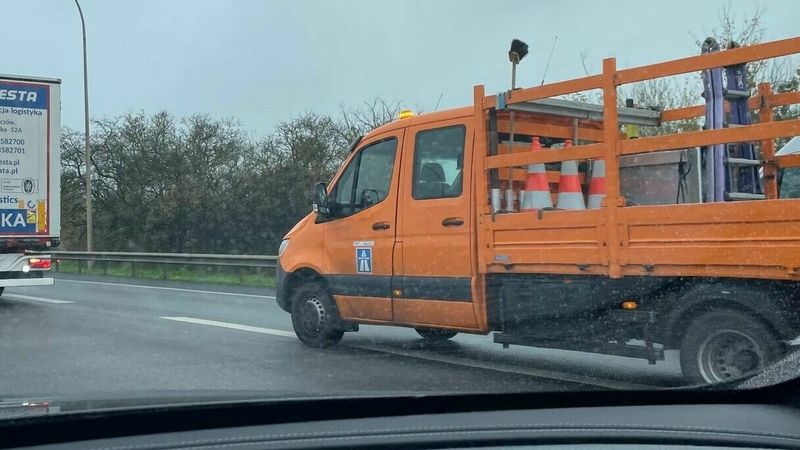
[476,36,800,281]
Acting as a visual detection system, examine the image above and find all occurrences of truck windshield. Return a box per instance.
[2,0,800,419]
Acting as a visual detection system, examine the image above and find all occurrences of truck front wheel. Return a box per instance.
[290,283,344,348]
[680,310,783,385]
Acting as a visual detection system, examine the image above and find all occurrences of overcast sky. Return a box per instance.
[3,0,798,137]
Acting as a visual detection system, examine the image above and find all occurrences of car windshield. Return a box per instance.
[1,0,800,416]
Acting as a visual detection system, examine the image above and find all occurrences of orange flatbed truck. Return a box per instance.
[276,36,800,384]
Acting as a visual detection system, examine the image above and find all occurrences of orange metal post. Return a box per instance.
[473,85,491,275]
[602,58,622,278]
[759,83,778,200]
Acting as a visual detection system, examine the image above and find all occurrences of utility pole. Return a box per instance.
[75,0,92,251]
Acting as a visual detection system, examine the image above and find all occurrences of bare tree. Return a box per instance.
[336,98,406,142]
[690,3,774,92]
[569,4,797,136]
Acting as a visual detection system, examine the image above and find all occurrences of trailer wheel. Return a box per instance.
[290,283,344,348]
[415,328,457,341]
[680,310,783,385]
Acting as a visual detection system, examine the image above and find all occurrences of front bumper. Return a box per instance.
[275,260,290,313]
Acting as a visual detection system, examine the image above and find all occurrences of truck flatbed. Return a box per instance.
[475,36,800,281]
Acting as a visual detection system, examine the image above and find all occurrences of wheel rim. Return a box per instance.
[298,295,327,336]
[697,329,764,383]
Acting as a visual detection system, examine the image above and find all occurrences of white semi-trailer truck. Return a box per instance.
[0,74,61,294]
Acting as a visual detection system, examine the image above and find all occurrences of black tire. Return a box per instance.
[290,282,344,348]
[415,328,457,341]
[0,287,5,297]
[680,310,783,385]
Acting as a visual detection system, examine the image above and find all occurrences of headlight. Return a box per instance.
[278,239,290,257]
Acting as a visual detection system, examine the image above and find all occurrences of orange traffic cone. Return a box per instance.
[521,137,553,211]
[587,158,606,209]
[556,140,585,210]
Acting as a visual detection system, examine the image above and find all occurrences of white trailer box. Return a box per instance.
[0,74,61,290]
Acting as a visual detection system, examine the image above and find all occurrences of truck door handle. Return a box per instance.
[442,217,464,227]
[372,221,391,230]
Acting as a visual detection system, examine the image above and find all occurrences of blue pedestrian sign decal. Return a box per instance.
[356,247,372,274]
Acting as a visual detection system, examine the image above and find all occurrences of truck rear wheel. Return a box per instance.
[415,328,457,341]
[290,282,344,348]
[680,310,783,385]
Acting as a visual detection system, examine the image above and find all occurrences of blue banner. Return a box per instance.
[0,209,36,232]
[0,83,48,110]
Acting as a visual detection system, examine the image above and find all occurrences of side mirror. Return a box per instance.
[313,182,330,216]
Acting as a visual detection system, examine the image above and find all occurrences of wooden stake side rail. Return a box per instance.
[615,36,800,85]
[484,75,603,108]
[482,200,800,280]
[484,119,800,168]
[487,143,604,169]
[497,120,605,142]
[618,119,800,156]
[661,90,800,123]
[475,36,800,280]
[777,154,800,168]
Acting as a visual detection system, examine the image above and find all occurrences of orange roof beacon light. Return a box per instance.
[398,109,414,120]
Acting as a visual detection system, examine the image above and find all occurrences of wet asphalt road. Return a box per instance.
[0,273,685,400]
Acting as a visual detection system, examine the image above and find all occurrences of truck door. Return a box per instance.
[395,120,476,329]
[323,131,403,322]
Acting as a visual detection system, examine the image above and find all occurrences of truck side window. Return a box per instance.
[330,158,357,217]
[779,168,800,198]
[328,138,397,218]
[412,125,466,200]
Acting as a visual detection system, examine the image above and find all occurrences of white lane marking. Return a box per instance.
[162,316,652,390]
[59,279,276,299]
[4,294,75,304]
[161,317,295,338]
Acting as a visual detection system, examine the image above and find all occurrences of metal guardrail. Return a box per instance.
[37,251,278,280]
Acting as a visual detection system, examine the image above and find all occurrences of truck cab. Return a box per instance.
[276,108,480,346]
